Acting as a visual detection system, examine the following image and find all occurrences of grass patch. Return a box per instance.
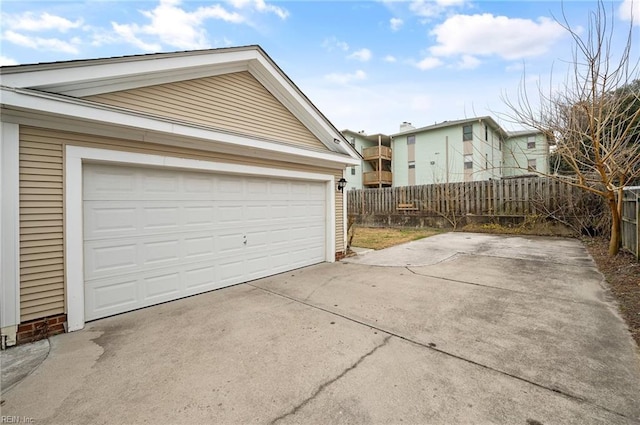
[350,226,442,250]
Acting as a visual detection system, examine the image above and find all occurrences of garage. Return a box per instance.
[1,46,360,345]
[83,163,327,320]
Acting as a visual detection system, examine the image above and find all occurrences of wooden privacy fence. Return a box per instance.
[347,178,583,217]
[621,188,639,260]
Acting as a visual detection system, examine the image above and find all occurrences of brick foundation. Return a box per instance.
[335,251,346,261]
[16,314,67,345]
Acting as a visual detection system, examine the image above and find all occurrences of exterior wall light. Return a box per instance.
[337,178,347,193]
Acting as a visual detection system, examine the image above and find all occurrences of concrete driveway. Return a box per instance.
[2,232,639,424]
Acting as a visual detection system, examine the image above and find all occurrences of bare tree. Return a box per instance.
[503,1,640,255]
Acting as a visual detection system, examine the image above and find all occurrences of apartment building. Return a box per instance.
[343,116,551,189]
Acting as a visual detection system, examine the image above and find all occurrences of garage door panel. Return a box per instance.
[183,174,214,194]
[246,180,269,196]
[216,177,244,199]
[83,164,327,321]
[217,233,245,254]
[218,260,245,284]
[245,256,271,279]
[141,171,180,194]
[142,239,181,265]
[183,206,216,226]
[143,272,181,299]
[84,206,138,236]
[88,243,138,275]
[85,231,217,280]
[143,206,180,230]
[83,165,137,199]
[218,205,244,223]
[184,235,215,259]
[246,205,270,222]
[87,278,138,320]
[270,205,289,219]
[184,266,216,291]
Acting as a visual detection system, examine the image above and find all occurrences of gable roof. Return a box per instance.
[0,45,359,165]
[391,116,508,139]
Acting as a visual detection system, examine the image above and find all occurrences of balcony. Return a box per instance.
[363,145,392,161]
[363,171,393,187]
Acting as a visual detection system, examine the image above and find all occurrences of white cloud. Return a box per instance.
[430,14,565,60]
[348,48,372,62]
[505,62,524,72]
[619,0,639,25]
[2,30,80,54]
[3,12,83,32]
[457,54,480,69]
[324,70,367,84]
[409,0,465,18]
[111,0,245,50]
[390,18,403,31]
[228,0,289,19]
[0,55,18,66]
[416,56,443,70]
[322,37,349,52]
[436,0,465,6]
[384,55,397,63]
[111,23,162,51]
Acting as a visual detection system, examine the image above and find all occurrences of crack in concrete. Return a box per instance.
[404,267,604,307]
[268,336,391,425]
[302,275,339,302]
[251,284,636,422]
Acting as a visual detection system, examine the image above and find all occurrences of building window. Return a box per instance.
[351,167,356,175]
[528,159,537,171]
[485,125,488,141]
[463,124,473,141]
[464,154,473,170]
[408,161,416,169]
[407,135,416,145]
[527,136,536,149]
[349,137,356,146]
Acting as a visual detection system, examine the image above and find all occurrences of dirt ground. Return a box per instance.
[583,237,640,347]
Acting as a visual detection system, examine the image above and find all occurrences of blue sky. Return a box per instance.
[1,0,638,134]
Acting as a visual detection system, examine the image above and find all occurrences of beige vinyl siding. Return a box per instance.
[18,126,345,322]
[20,128,65,321]
[85,72,327,151]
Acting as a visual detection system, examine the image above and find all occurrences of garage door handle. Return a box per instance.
[243,235,247,245]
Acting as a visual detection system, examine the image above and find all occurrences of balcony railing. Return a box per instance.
[363,171,393,186]
[363,146,392,161]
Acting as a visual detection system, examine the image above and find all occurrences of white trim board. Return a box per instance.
[0,122,20,347]
[65,145,337,331]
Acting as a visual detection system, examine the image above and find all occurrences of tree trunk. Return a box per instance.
[608,193,621,256]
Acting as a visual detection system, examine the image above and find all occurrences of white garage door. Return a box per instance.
[83,163,326,321]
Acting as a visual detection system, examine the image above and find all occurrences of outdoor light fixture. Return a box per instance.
[337,178,347,193]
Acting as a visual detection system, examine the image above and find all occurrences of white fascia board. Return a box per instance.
[248,57,360,161]
[1,88,360,167]
[0,49,259,90]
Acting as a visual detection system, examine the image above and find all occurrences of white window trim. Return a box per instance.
[65,145,337,331]
[1,123,20,346]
